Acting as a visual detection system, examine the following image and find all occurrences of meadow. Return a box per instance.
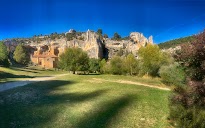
[0,67,171,128]
[0,66,65,83]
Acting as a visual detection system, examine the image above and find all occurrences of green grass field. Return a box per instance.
[0,69,171,128]
[0,66,66,83]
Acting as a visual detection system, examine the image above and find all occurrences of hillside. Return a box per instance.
[158,35,196,49]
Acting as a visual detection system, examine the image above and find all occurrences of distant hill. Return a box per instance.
[158,36,196,49]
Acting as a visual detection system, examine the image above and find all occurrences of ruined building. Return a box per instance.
[31,45,59,68]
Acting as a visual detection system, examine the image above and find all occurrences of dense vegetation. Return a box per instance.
[99,44,171,77]
[13,44,30,65]
[58,48,89,74]
[0,42,10,67]
[168,30,205,127]
[57,44,172,77]
[158,36,196,49]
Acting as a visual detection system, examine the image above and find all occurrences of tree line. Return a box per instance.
[158,36,196,49]
[58,44,171,77]
[0,42,30,67]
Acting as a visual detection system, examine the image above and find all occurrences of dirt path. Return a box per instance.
[92,78,171,91]
[0,73,69,92]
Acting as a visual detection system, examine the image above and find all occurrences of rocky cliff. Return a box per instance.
[4,29,154,59]
[105,32,153,58]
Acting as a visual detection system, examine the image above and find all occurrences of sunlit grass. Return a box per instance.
[0,66,66,83]
[0,74,171,128]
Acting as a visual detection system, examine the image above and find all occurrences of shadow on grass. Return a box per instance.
[75,95,135,128]
[0,71,34,79]
[10,67,39,73]
[0,80,108,128]
[24,67,54,71]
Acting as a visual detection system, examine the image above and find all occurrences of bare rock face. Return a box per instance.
[84,30,103,59]
[68,29,76,33]
[105,32,154,58]
[130,32,153,46]
[69,30,103,59]
[148,36,153,44]
[9,29,153,62]
[28,30,103,59]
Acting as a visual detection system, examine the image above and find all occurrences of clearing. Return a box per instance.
[0,67,171,128]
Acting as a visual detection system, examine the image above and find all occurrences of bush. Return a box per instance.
[58,48,89,74]
[159,63,186,86]
[0,42,10,67]
[138,44,171,76]
[89,58,100,73]
[123,54,139,75]
[169,104,205,128]
[110,56,123,75]
[99,59,110,74]
[169,30,205,127]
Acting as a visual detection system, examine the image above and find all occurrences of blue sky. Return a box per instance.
[0,0,205,43]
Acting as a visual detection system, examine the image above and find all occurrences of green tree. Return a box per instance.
[58,48,89,74]
[110,56,123,75]
[113,32,121,41]
[0,42,9,67]
[97,29,103,35]
[13,44,29,65]
[99,59,107,74]
[66,33,76,41]
[89,58,100,73]
[103,34,108,38]
[138,44,171,76]
[124,54,139,75]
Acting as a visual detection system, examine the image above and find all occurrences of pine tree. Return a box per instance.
[13,44,29,65]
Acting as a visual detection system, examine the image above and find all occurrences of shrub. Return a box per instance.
[99,59,110,74]
[58,48,89,74]
[169,30,205,127]
[123,54,139,75]
[159,63,186,86]
[0,42,9,67]
[89,58,100,73]
[138,44,171,76]
[110,56,123,75]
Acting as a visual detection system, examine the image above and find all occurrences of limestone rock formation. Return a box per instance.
[4,29,154,68]
[83,30,103,59]
[105,32,154,58]
[148,36,153,44]
[130,32,153,45]
[65,30,103,59]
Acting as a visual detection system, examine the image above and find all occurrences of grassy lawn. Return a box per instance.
[0,74,171,128]
[0,66,66,83]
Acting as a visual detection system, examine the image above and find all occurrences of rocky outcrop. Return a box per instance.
[162,46,181,54]
[29,30,103,59]
[105,32,153,58]
[65,30,103,59]
[130,32,153,45]
[5,29,154,60]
